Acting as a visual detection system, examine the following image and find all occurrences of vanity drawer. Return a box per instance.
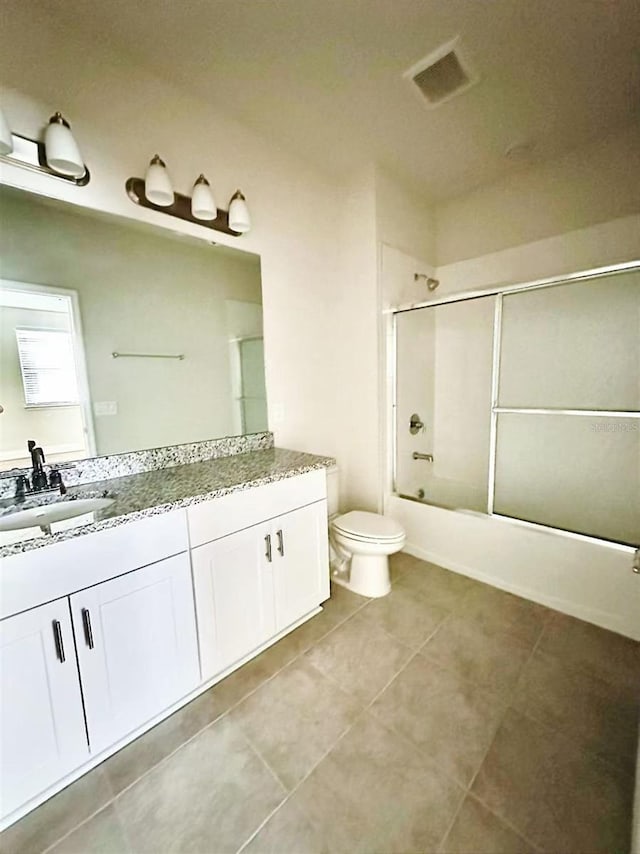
[0,510,189,620]
[187,469,326,547]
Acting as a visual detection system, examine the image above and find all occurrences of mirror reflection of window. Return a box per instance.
[0,285,93,470]
[16,327,80,407]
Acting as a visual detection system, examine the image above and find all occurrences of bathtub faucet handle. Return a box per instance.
[409,414,425,435]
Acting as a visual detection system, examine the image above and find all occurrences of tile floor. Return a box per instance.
[2,554,638,854]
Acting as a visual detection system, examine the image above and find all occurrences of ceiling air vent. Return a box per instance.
[404,38,478,108]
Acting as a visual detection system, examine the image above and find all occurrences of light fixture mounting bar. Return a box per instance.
[125,177,241,236]
[0,132,90,185]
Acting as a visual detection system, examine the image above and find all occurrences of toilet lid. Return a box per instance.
[332,511,404,541]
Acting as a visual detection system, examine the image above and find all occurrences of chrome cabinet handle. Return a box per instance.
[265,534,272,563]
[276,529,284,557]
[52,619,65,663]
[81,607,94,649]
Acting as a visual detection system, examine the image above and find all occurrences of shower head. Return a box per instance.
[414,273,439,291]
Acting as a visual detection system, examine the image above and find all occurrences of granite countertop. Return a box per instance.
[0,448,335,558]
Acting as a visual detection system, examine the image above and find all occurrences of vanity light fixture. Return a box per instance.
[0,107,13,156]
[144,155,174,207]
[228,190,251,234]
[191,174,217,221]
[44,113,85,178]
[126,165,249,237]
[0,108,90,185]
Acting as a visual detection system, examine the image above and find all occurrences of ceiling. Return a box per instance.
[42,0,640,202]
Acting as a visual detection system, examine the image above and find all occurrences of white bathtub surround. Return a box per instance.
[388,495,639,641]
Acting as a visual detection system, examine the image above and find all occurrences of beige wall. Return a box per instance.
[334,165,379,511]
[374,167,435,267]
[0,189,262,456]
[435,122,640,266]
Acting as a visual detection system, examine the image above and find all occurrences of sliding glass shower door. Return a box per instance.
[395,295,496,513]
[493,271,639,545]
[394,264,640,547]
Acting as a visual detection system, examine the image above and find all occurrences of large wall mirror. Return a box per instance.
[0,185,267,471]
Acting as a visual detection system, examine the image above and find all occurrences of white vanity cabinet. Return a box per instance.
[189,470,330,682]
[0,467,330,829]
[0,510,197,827]
[191,523,277,677]
[270,501,329,631]
[0,599,89,818]
[70,553,199,754]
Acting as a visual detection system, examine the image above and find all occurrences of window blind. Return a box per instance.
[15,327,80,407]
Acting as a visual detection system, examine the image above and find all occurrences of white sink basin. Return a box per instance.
[0,497,115,532]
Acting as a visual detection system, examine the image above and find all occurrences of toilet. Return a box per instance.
[326,468,406,598]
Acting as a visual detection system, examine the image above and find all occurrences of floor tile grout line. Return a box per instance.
[234,580,456,853]
[364,703,468,793]
[22,569,633,854]
[235,704,377,854]
[465,789,547,854]
[39,802,117,854]
[30,574,532,850]
[442,612,554,854]
[509,704,637,781]
[434,786,469,854]
[232,721,291,796]
[33,594,370,854]
[498,604,640,780]
[464,611,549,799]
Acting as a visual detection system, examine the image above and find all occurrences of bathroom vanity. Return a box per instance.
[0,445,332,828]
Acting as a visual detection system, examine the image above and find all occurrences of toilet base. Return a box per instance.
[332,554,391,599]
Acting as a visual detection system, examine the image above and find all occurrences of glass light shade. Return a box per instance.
[144,155,174,207]
[0,107,13,156]
[191,174,217,221]
[228,190,251,233]
[44,113,85,177]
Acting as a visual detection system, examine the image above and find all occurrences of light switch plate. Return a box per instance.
[93,401,118,416]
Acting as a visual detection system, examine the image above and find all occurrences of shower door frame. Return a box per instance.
[390,258,640,551]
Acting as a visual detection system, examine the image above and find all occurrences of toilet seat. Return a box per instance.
[332,511,404,542]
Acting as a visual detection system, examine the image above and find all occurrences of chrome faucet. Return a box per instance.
[14,440,68,500]
[28,440,47,490]
[412,452,434,462]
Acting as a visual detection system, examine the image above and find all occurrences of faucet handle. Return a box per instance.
[15,475,31,498]
[48,468,66,494]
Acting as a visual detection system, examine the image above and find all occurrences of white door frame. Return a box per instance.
[1,278,97,459]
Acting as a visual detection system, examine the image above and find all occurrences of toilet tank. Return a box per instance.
[326,466,340,518]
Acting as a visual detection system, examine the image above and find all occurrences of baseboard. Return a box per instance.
[0,605,323,832]
[403,541,639,641]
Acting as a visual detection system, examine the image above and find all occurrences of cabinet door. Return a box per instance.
[272,500,330,631]
[0,600,89,819]
[71,553,199,754]
[192,524,276,681]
